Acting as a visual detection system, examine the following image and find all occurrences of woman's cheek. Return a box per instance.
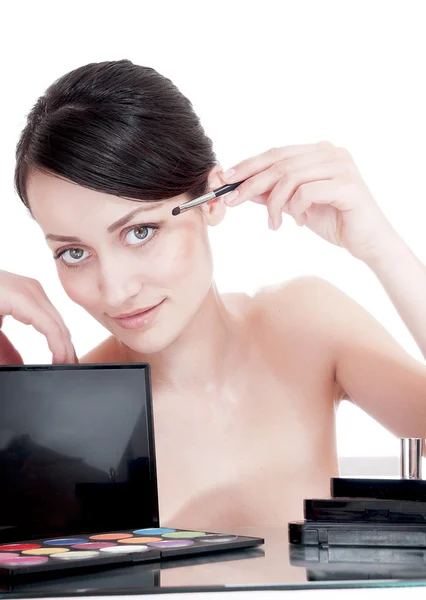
[170,233,213,304]
[156,228,199,281]
[57,270,94,308]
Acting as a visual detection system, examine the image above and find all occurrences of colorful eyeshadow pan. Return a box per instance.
[0,556,49,566]
[90,533,133,541]
[0,553,19,560]
[117,536,161,543]
[21,548,70,556]
[71,542,116,550]
[162,531,206,539]
[146,539,194,549]
[44,538,87,546]
[51,551,100,560]
[133,527,176,535]
[99,545,149,554]
[0,543,41,551]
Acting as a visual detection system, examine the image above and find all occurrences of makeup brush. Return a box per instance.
[171,181,245,216]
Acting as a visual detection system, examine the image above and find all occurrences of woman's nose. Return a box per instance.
[98,265,142,308]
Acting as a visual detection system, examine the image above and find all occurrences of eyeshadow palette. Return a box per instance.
[0,364,264,581]
[0,527,263,579]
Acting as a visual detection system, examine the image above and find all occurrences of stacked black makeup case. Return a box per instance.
[289,439,426,579]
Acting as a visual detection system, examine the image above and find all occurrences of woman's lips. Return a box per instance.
[111,300,164,330]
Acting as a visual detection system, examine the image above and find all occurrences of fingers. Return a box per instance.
[9,298,72,364]
[72,345,79,364]
[32,284,76,363]
[0,331,24,365]
[221,142,332,185]
[0,271,77,364]
[278,179,353,229]
[222,147,345,208]
[266,164,349,229]
[289,180,345,217]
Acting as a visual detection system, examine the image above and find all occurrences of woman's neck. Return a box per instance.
[120,283,240,393]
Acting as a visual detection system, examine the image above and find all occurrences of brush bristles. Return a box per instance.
[172,206,181,216]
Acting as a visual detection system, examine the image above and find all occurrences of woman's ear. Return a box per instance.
[201,162,227,226]
[207,162,226,191]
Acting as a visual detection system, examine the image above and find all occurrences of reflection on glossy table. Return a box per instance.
[160,527,301,587]
[3,527,426,596]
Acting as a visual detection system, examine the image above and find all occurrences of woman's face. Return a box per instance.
[27,170,224,354]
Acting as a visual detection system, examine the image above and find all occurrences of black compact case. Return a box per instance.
[305,497,426,523]
[0,363,263,580]
[331,477,426,502]
[289,520,426,547]
[289,438,426,550]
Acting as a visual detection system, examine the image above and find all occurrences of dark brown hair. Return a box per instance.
[15,60,217,209]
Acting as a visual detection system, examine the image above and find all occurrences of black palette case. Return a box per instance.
[305,497,426,523]
[0,363,263,580]
[289,520,426,547]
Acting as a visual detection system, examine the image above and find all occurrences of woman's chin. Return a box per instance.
[115,327,179,357]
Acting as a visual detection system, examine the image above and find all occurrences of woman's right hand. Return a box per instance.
[0,269,78,364]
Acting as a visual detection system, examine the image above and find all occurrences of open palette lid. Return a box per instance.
[0,363,160,542]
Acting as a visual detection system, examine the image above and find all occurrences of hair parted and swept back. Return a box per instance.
[15,59,217,209]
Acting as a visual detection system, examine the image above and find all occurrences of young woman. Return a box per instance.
[1,60,425,529]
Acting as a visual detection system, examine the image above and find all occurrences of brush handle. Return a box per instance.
[214,181,245,197]
[172,180,246,215]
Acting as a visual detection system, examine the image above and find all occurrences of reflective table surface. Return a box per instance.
[2,527,426,596]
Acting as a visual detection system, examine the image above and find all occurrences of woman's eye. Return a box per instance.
[125,226,154,245]
[60,248,89,265]
[55,225,157,266]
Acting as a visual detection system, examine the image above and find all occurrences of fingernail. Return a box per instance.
[221,168,236,182]
[224,190,239,205]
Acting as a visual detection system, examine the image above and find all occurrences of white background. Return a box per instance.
[1,0,425,467]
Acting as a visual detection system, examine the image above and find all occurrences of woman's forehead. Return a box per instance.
[27,170,179,231]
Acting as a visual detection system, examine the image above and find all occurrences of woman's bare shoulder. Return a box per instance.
[79,335,124,364]
[249,275,341,325]
[245,276,345,400]
[225,276,344,337]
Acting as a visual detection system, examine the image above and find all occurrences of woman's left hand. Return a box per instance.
[220,142,397,263]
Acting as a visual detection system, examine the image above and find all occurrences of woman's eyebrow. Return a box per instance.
[45,202,165,242]
[107,202,164,233]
